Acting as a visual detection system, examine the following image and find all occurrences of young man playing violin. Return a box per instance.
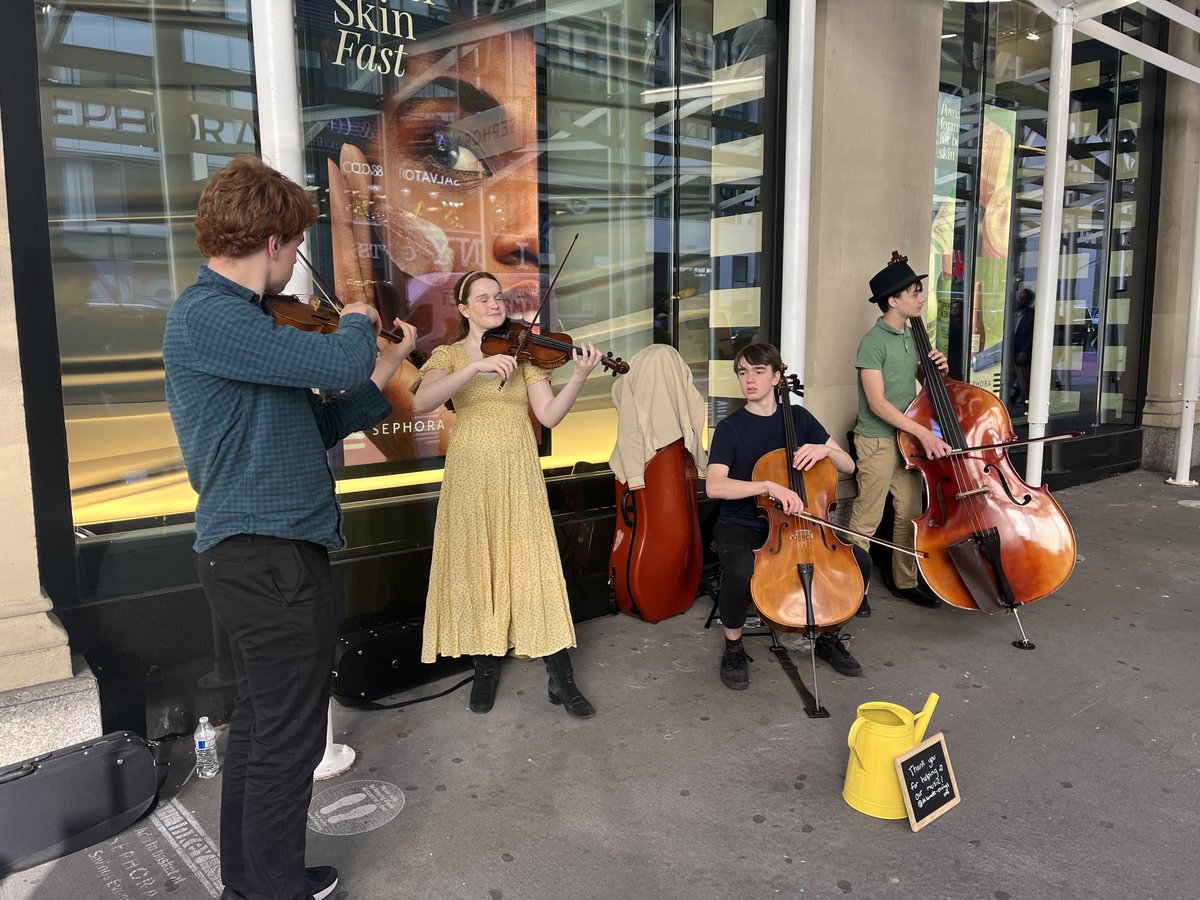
[845,252,953,611]
[163,156,416,900]
[705,343,872,690]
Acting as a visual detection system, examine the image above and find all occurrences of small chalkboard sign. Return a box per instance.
[894,731,960,832]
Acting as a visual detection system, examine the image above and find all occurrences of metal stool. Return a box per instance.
[701,558,772,636]
[702,553,830,718]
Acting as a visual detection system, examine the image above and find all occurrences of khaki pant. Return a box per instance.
[846,434,921,590]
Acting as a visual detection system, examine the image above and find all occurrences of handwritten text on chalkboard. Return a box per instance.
[905,754,952,810]
[894,732,960,831]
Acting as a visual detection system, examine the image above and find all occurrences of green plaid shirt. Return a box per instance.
[164,266,392,551]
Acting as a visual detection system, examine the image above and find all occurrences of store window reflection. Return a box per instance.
[34,0,784,595]
[38,0,256,531]
[932,0,1160,443]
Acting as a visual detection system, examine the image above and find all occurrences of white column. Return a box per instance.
[1025,6,1075,485]
[249,0,310,296]
[1167,170,1200,486]
[0,108,72,695]
[778,0,816,383]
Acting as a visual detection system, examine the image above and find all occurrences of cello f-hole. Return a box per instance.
[816,525,839,553]
[767,520,786,555]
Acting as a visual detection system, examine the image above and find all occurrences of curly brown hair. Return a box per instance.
[193,156,317,258]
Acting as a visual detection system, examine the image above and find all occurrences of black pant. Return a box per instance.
[714,521,871,631]
[197,535,337,900]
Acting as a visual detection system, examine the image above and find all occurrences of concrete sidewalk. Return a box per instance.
[4,468,1198,900]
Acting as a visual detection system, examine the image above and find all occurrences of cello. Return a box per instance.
[899,293,1076,640]
[749,373,865,636]
[745,368,924,716]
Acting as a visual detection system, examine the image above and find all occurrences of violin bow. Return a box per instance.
[296,250,343,313]
[498,232,580,390]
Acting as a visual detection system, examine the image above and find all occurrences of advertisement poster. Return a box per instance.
[929,91,961,365]
[298,1,544,472]
[969,104,1017,397]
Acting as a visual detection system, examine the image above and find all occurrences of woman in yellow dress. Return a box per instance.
[413,271,602,717]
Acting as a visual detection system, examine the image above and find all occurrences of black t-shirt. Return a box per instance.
[708,404,831,534]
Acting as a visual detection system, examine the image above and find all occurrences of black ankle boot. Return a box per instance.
[544,649,595,718]
[470,656,501,713]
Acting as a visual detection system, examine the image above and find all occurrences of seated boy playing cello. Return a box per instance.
[704,343,871,690]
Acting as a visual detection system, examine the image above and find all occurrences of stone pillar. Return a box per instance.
[803,0,944,444]
[0,105,100,766]
[1141,4,1200,474]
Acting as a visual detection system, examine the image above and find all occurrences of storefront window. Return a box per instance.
[35,0,782,597]
[296,0,781,483]
[932,0,1160,439]
[37,0,256,537]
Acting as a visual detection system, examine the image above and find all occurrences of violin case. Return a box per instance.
[609,439,703,623]
[331,619,471,703]
[0,731,163,876]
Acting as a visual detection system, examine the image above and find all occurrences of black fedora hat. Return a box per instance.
[868,251,928,303]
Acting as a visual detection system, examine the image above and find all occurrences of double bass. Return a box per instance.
[900,303,1076,624]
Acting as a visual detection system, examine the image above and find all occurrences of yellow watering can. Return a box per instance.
[842,693,939,819]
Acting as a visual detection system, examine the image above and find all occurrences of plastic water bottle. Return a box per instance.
[194,716,220,779]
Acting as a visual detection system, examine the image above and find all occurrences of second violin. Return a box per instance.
[478,233,628,379]
[481,320,629,376]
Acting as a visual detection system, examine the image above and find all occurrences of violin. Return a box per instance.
[748,372,864,636]
[898,262,1076,620]
[482,233,628,382]
[260,292,409,344]
[259,250,409,343]
[481,320,629,376]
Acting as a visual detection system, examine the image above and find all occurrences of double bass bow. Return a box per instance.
[898,268,1077,638]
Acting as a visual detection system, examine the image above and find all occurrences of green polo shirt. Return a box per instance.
[854,317,918,438]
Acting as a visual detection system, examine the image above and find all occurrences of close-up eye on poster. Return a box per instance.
[299,2,547,471]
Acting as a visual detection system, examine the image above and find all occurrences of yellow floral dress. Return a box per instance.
[419,343,577,662]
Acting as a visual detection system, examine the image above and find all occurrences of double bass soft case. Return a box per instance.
[0,731,161,876]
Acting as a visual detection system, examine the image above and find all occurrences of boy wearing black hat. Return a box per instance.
[845,252,952,609]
